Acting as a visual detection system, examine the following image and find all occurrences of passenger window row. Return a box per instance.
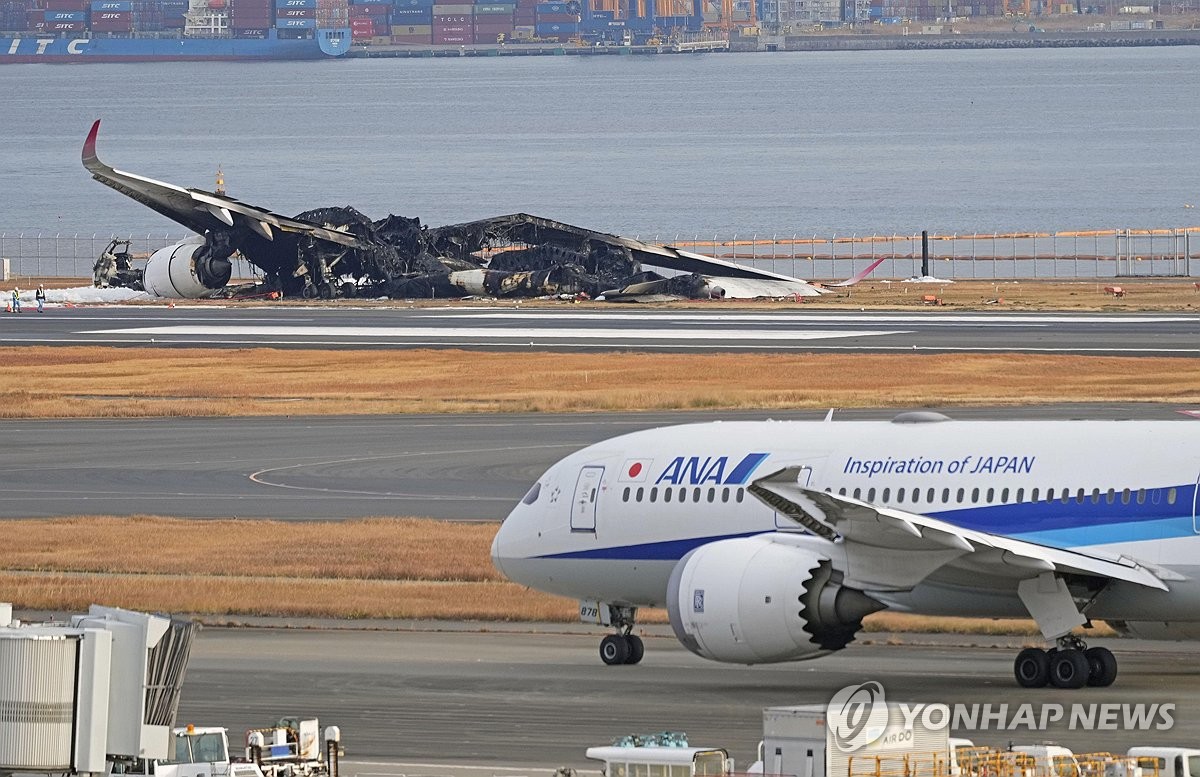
[827,485,1175,507]
[620,483,1178,509]
[621,485,746,504]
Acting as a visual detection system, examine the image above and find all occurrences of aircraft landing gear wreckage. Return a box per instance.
[82,120,833,301]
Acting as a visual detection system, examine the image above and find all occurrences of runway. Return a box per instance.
[3,405,1194,520]
[176,624,1200,772]
[4,306,1200,354]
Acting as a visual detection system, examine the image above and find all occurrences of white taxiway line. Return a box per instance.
[82,325,907,341]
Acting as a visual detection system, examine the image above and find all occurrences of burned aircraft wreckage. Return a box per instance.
[83,120,826,301]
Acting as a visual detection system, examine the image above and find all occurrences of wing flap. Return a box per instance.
[750,466,1169,592]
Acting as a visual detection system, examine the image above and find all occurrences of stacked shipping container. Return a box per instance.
[91,0,132,30]
[534,0,575,37]
[349,0,388,39]
[389,0,429,41]
[432,4,469,43]
[276,0,315,35]
[231,0,273,36]
[315,0,348,30]
[473,2,512,41]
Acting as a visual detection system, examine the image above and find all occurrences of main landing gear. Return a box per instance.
[1013,636,1118,689]
[597,604,644,665]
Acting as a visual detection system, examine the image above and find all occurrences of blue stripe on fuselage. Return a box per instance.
[535,484,1198,562]
[543,531,765,560]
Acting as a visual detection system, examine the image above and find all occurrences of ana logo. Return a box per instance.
[827,681,888,753]
[654,452,768,486]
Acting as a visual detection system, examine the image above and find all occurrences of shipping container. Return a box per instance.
[536,1,565,9]
[431,3,472,9]
[474,19,511,27]
[90,15,133,27]
[434,20,467,28]
[90,0,131,10]
[47,19,85,28]
[431,29,467,39]
[392,0,433,7]
[390,20,428,29]
[349,2,388,11]
[276,0,317,6]
[474,2,511,9]
[231,24,268,32]
[534,19,573,30]
[433,11,468,18]
[41,0,88,9]
[390,5,430,15]
[46,9,85,19]
[390,30,430,39]
[535,10,573,19]
[277,6,315,13]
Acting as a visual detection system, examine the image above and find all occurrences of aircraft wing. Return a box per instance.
[82,119,362,247]
[441,213,822,285]
[748,466,1173,592]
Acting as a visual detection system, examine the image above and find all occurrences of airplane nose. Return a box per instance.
[490,519,508,578]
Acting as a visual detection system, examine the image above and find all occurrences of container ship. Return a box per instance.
[1,0,352,61]
[1,0,718,59]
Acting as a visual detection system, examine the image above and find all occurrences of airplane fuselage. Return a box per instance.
[492,418,1200,639]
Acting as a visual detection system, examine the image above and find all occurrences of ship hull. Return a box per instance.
[0,28,350,61]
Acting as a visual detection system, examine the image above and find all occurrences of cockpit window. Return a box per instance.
[521,482,541,505]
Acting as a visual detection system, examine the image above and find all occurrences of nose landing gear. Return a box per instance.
[1014,636,1117,689]
[593,603,644,665]
[600,632,645,665]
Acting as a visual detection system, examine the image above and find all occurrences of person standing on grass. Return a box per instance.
[35,285,45,313]
[10,287,19,313]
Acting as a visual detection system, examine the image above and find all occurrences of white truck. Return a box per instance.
[110,719,341,777]
[586,733,732,777]
[1128,748,1200,777]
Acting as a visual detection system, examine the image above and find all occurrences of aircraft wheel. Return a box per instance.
[1014,647,1050,688]
[1085,646,1118,687]
[625,634,644,665]
[318,282,334,299]
[600,634,630,666]
[1049,648,1090,689]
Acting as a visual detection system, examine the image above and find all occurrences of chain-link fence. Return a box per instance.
[633,228,1200,280]
[0,232,258,280]
[3,228,1198,281]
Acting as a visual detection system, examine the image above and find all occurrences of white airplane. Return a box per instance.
[490,412,1200,689]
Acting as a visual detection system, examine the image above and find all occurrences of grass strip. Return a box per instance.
[0,517,1106,636]
[6,347,1200,418]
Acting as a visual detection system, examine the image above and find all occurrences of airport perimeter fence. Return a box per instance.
[3,228,1199,281]
[0,232,259,281]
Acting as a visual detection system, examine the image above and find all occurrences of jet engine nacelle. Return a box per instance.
[143,236,232,298]
[665,535,882,664]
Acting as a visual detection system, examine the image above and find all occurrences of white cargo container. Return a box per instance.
[761,704,951,777]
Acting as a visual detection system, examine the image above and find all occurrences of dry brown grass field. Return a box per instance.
[6,346,1200,418]
[0,517,1103,635]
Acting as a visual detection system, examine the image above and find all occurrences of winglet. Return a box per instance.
[829,255,887,287]
[83,119,102,172]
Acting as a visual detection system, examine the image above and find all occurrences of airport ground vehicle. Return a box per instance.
[1128,749,1200,777]
[112,719,342,777]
